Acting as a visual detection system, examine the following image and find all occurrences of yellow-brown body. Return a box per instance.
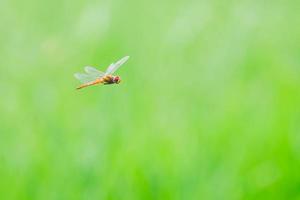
[76,75,120,90]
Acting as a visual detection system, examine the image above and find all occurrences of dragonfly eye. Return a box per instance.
[114,76,121,84]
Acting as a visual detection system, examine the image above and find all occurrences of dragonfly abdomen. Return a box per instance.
[76,78,104,89]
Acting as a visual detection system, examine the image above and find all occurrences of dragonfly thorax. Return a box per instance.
[103,75,121,84]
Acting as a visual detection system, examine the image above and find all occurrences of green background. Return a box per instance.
[1,0,300,199]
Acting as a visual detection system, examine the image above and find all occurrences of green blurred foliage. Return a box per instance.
[0,0,300,199]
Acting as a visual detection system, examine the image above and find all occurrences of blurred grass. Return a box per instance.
[0,0,300,199]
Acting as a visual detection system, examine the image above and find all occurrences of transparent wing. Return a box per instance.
[105,63,115,74]
[105,56,129,75]
[84,66,105,77]
[74,73,98,84]
[74,66,105,84]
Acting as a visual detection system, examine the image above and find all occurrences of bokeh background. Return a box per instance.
[1,0,300,199]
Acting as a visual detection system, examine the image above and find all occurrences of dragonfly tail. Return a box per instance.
[76,79,103,90]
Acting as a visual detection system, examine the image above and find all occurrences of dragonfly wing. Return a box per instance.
[74,73,98,84]
[105,63,115,75]
[84,66,105,77]
[105,56,129,75]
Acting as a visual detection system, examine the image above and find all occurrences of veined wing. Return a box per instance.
[105,56,129,75]
[74,66,105,84]
[74,73,99,84]
[84,66,105,77]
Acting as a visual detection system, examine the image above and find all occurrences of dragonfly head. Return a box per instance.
[113,76,121,84]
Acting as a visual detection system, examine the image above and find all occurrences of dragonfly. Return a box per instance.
[74,56,129,90]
